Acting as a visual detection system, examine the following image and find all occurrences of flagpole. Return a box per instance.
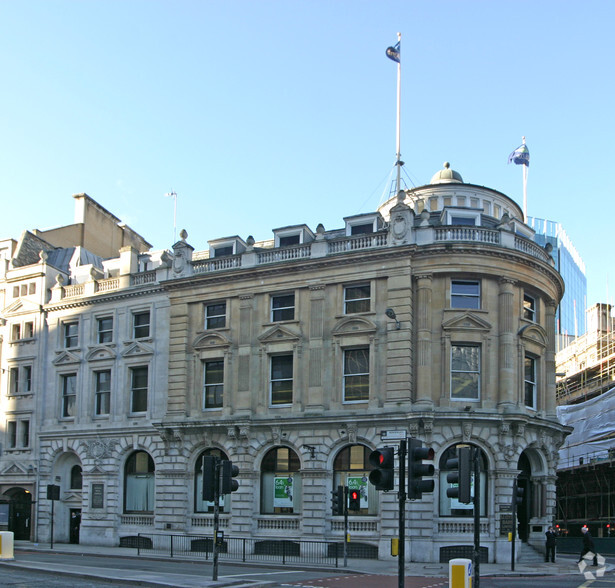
[521,136,528,219]
[395,32,402,195]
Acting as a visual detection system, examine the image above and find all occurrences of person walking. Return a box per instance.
[545,526,556,562]
[579,526,598,566]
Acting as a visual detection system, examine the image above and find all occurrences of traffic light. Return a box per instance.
[331,485,344,515]
[445,445,472,504]
[348,488,361,511]
[512,480,524,506]
[220,460,239,494]
[368,447,395,491]
[202,455,217,502]
[407,438,435,499]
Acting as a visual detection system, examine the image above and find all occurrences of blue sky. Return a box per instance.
[1,1,613,309]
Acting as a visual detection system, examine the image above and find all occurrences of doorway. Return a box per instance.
[3,488,32,540]
[69,509,81,544]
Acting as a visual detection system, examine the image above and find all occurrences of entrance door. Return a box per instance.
[5,488,32,540]
[69,509,81,544]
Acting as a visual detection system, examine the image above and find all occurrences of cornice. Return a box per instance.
[162,246,417,292]
[44,285,166,312]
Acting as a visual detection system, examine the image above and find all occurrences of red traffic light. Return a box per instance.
[351,490,359,500]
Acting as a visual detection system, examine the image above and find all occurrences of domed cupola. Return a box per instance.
[430,162,463,184]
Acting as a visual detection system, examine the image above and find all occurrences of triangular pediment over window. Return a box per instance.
[192,331,232,350]
[442,312,492,332]
[518,324,548,348]
[332,316,377,336]
[258,325,301,344]
[86,346,117,361]
[53,350,82,366]
[3,299,41,316]
[87,465,108,475]
[121,341,154,358]
[1,463,27,475]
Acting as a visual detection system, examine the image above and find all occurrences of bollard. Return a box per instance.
[0,532,15,560]
[449,557,472,588]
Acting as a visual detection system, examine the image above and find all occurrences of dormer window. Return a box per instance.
[272,225,314,248]
[344,213,382,237]
[214,246,234,257]
[208,236,246,258]
[443,208,480,227]
[350,223,374,235]
[279,234,300,247]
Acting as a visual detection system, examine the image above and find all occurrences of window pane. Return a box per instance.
[96,371,111,415]
[8,422,17,448]
[98,317,113,343]
[64,322,78,347]
[345,285,370,314]
[131,367,148,412]
[272,294,295,321]
[271,355,293,405]
[451,281,480,309]
[344,348,369,402]
[525,356,536,408]
[133,312,150,338]
[62,374,77,417]
[21,420,30,447]
[24,366,32,392]
[451,345,480,400]
[204,360,224,409]
[10,368,19,394]
[205,302,226,329]
[523,294,536,321]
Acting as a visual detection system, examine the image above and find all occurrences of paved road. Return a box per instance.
[0,566,127,587]
[4,547,613,588]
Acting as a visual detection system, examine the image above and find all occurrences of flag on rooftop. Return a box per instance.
[386,41,400,63]
[508,143,530,166]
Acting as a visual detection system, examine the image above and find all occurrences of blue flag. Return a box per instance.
[386,41,400,63]
[508,144,529,166]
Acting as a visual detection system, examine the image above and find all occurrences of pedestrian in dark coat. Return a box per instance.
[545,527,556,562]
[579,526,598,566]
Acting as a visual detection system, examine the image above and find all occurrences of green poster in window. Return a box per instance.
[347,475,368,509]
[273,476,294,508]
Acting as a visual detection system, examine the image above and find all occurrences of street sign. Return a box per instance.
[380,430,407,441]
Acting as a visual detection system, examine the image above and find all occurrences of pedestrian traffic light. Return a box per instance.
[331,485,344,515]
[445,445,472,504]
[220,460,239,494]
[512,480,524,506]
[368,447,395,491]
[348,488,361,511]
[202,455,217,502]
[407,438,435,499]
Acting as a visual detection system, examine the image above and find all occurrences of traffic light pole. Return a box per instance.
[511,480,518,572]
[473,447,480,588]
[212,458,220,582]
[398,439,407,588]
[343,486,348,568]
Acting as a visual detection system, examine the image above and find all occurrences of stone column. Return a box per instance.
[497,278,516,410]
[544,299,557,416]
[415,274,434,408]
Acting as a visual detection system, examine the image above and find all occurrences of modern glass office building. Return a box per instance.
[527,217,587,349]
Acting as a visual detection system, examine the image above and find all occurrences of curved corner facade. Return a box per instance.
[0,167,569,563]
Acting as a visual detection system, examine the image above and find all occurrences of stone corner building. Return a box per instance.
[0,167,569,563]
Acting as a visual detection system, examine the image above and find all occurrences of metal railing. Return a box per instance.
[134,533,340,567]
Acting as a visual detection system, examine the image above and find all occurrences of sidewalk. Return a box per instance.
[2,541,611,587]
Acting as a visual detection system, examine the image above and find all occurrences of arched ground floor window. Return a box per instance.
[333,444,377,515]
[260,446,301,514]
[439,444,488,517]
[124,450,155,513]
